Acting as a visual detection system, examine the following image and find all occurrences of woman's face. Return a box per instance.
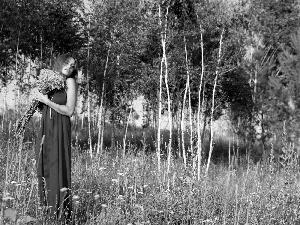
[61,58,76,77]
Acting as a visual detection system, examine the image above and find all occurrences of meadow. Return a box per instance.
[1,111,300,225]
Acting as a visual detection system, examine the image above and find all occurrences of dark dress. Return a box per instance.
[35,89,72,223]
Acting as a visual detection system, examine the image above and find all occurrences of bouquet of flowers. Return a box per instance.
[15,69,66,135]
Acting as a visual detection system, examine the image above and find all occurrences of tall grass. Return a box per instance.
[1,112,300,224]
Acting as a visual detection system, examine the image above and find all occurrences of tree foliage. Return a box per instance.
[267,29,300,150]
[0,0,86,79]
[2,0,300,158]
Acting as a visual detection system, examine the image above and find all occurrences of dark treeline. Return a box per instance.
[1,0,300,162]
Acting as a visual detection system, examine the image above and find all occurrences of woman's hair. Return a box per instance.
[52,53,77,79]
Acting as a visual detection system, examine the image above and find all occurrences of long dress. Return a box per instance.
[35,89,72,223]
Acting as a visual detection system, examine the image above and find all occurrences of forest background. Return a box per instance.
[2,0,300,224]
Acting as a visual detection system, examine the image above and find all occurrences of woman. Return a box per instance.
[34,53,77,223]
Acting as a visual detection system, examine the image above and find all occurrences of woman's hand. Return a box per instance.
[34,90,49,105]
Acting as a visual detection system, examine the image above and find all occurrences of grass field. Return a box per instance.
[1,112,300,224]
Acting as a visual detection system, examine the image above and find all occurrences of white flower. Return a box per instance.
[60,187,68,192]
[72,195,80,200]
[94,194,100,200]
[2,196,14,201]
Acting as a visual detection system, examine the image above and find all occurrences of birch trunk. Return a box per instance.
[15,28,20,114]
[188,84,193,154]
[206,28,225,175]
[123,105,132,158]
[197,25,205,180]
[160,8,172,174]
[96,46,110,155]
[111,55,121,152]
[15,30,20,76]
[177,110,181,158]
[87,85,93,157]
[157,59,163,172]
[180,97,187,167]
[184,37,193,158]
[181,36,190,168]
[111,99,116,151]
[157,5,165,172]
[40,34,43,62]
[87,15,93,158]
[100,105,107,154]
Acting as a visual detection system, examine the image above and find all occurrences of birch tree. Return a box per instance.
[196,24,205,179]
[206,28,225,175]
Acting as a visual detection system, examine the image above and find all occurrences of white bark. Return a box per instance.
[160,8,172,174]
[206,28,225,175]
[197,25,205,180]
[87,15,93,158]
[123,104,132,158]
[181,36,190,168]
[96,46,110,155]
[157,5,167,172]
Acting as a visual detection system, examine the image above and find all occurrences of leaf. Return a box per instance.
[4,208,17,222]
[268,75,281,91]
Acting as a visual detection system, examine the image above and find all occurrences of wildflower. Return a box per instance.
[15,69,66,135]
[60,187,68,192]
[94,194,100,200]
[101,204,108,208]
[72,195,80,200]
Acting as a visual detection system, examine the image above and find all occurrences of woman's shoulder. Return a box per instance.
[66,77,77,85]
[65,77,77,93]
